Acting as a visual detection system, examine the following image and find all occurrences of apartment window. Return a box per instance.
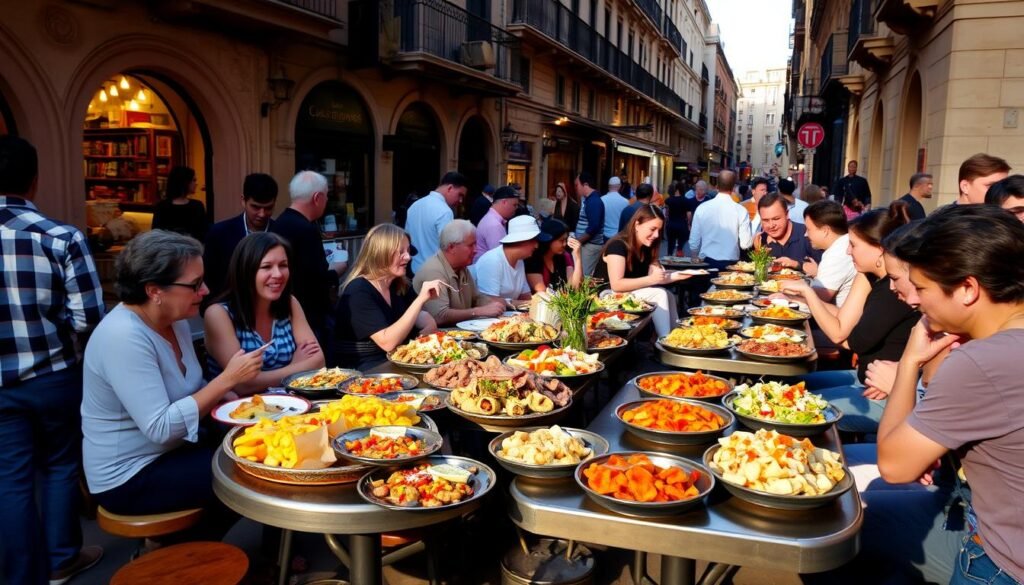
[519,56,531,94]
[628,30,635,59]
[765,112,775,125]
[769,87,777,105]
[587,89,596,118]
[617,19,623,49]
[747,114,753,125]
[590,0,598,25]
[572,81,581,113]
[688,51,693,69]
[556,74,565,108]
[605,7,611,38]
[763,152,769,164]
[764,134,772,144]
[612,97,621,121]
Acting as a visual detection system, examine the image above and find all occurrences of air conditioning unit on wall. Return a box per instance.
[461,41,496,70]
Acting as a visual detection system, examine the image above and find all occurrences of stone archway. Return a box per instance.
[391,102,442,218]
[457,115,491,201]
[66,34,251,226]
[896,72,923,198]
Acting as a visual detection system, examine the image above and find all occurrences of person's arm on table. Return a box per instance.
[877,317,960,483]
[781,273,869,344]
[369,280,443,352]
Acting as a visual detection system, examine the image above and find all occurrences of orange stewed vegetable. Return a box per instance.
[621,400,725,432]
[583,454,702,503]
[635,372,729,399]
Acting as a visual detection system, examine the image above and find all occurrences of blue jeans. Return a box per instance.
[0,366,84,584]
[951,534,1023,585]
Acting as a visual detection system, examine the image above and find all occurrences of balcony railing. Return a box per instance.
[511,0,684,115]
[661,18,684,55]
[280,0,339,19]
[392,0,521,86]
[848,0,876,57]
[699,112,708,129]
[634,0,664,30]
[819,32,848,94]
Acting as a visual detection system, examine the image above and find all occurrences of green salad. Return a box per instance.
[731,381,829,424]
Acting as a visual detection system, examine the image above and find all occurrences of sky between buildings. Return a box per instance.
[704,0,794,77]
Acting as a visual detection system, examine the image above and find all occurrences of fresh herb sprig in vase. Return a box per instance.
[546,277,602,351]
[749,247,774,284]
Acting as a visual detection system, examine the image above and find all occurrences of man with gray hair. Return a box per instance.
[271,170,346,344]
[413,219,505,326]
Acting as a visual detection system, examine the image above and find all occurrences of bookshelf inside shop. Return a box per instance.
[83,128,180,211]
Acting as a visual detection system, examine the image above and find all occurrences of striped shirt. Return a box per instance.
[1,196,104,386]
[206,302,296,377]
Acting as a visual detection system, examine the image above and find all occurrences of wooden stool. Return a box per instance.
[97,506,204,539]
[111,541,248,585]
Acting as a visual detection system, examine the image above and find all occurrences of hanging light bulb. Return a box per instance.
[136,88,147,102]
[109,84,118,97]
[120,76,130,90]
[128,100,140,111]
[99,89,108,102]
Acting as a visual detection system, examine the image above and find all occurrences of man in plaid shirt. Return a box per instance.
[1,136,105,584]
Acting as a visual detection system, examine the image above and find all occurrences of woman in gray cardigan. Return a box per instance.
[82,230,264,536]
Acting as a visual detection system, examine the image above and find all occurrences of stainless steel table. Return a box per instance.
[212,450,481,585]
[507,384,862,585]
[657,318,817,377]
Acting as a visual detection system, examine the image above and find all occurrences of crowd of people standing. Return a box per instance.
[3,127,1024,585]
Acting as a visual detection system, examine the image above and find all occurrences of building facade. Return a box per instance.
[0,0,725,237]
[786,0,1024,208]
[737,68,790,179]
[703,24,738,182]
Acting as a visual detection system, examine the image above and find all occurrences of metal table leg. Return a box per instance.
[349,533,383,585]
[661,556,696,585]
[277,528,293,585]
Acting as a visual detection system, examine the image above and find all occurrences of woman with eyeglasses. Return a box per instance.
[526,218,583,292]
[203,232,324,396]
[593,204,691,336]
[82,230,265,535]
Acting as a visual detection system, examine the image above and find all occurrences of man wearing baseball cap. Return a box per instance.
[472,215,547,301]
[474,186,520,262]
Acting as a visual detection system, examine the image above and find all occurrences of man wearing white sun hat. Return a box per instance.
[472,215,548,301]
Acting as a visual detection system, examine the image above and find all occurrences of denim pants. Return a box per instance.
[0,366,84,585]
[951,534,1023,585]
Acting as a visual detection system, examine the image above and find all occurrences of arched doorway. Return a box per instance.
[868,100,884,197]
[0,89,15,135]
[458,116,490,214]
[294,81,374,233]
[81,71,210,241]
[392,102,441,220]
[896,72,923,198]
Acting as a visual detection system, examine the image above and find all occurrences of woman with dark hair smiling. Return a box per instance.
[593,204,691,336]
[151,166,208,241]
[204,232,324,396]
[525,218,583,292]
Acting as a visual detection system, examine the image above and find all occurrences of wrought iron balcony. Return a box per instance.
[848,0,895,72]
[279,0,339,19]
[661,17,684,56]
[351,0,521,93]
[874,0,938,36]
[819,32,849,94]
[510,0,685,116]
[634,0,664,30]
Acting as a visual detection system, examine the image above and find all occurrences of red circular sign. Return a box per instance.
[797,122,825,149]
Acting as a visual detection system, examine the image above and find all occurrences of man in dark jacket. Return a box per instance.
[203,173,278,303]
[832,160,872,210]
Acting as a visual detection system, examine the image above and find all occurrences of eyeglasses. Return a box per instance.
[164,280,205,293]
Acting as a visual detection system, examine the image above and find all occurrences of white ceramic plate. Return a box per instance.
[456,318,501,332]
[212,394,311,426]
